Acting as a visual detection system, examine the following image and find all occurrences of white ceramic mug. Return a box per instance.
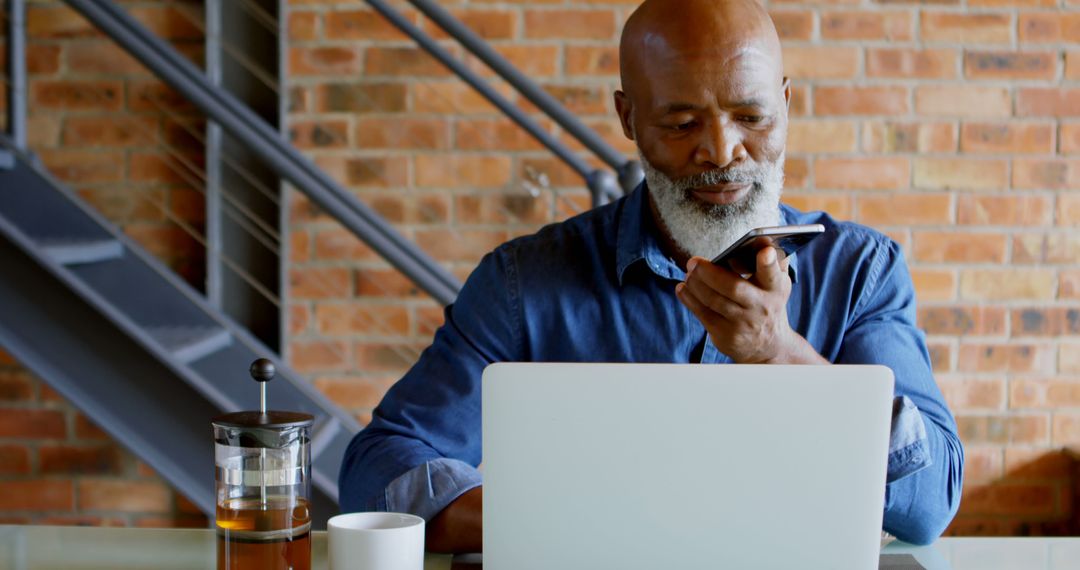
[327,512,425,570]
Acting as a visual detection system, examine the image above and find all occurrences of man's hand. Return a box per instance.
[426,485,483,553]
[675,246,827,364]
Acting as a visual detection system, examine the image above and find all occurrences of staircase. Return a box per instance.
[0,140,355,526]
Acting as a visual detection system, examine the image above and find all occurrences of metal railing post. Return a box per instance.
[5,0,27,151]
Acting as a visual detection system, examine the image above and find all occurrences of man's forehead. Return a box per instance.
[637,45,782,108]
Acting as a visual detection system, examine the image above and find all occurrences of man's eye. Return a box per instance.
[739,115,766,124]
[670,121,696,131]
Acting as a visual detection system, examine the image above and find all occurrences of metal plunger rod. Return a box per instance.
[249,359,276,510]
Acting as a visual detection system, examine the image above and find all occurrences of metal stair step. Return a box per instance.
[41,238,124,266]
[146,325,232,364]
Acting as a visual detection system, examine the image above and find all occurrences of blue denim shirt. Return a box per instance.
[339,185,964,546]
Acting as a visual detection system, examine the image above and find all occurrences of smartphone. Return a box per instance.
[710,224,825,275]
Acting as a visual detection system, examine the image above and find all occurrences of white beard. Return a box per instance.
[641,152,785,260]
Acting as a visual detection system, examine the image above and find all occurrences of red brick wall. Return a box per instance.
[4,0,1080,535]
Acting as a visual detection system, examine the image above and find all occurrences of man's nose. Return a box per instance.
[693,118,747,169]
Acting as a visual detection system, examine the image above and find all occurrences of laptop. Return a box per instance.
[482,363,894,570]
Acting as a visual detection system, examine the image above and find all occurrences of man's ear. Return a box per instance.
[614,90,635,141]
[782,77,792,111]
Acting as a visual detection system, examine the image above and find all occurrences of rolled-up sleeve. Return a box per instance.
[836,240,964,546]
[338,246,521,518]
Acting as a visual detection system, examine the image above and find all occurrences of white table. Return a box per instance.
[3,525,1080,569]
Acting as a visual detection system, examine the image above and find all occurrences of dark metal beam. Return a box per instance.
[5,0,27,150]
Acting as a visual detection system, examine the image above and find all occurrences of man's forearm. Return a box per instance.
[426,486,483,553]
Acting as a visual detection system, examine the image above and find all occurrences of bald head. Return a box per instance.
[619,0,783,101]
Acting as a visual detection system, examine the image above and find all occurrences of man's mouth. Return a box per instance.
[689,182,752,205]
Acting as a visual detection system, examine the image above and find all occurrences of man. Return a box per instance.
[339,0,963,550]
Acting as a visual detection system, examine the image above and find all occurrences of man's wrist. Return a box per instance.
[764,328,828,365]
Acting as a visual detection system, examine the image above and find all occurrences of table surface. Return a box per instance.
[3,525,1080,569]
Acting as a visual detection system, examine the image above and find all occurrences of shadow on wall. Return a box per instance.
[946,450,1080,536]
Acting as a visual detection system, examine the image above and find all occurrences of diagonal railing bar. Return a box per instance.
[4,0,26,150]
[62,0,462,306]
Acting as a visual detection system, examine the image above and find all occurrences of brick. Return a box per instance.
[912,231,1007,263]
[1018,13,1080,43]
[519,156,583,188]
[915,86,1011,118]
[22,44,62,75]
[1004,448,1076,480]
[789,85,810,118]
[770,10,815,41]
[0,481,74,511]
[820,11,912,41]
[355,268,425,299]
[479,45,559,78]
[918,306,1007,335]
[1013,159,1080,190]
[0,408,66,439]
[288,11,318,41]
[127,152,194,185]
[940,379,1005,410]
[867,48,957,79]
[958,414,1049,445]
[962,483,1057,517]
[957,195,1051,226]
[415,155,512,189]
[27,6,100,38]
[858,194,953,226]
[965,51,1057,81]
[354,343,424,372]
[289,267,351,299]
[366,47,453,78]
[913,158,1008,191]
[78,480,170,513]
[127,7,202,41]
[61,116,158,147]
[960,343,1054,374]
[962,447,1004,484]
[814,157,910,190]
[66,41,147,75]
[39,445,123,475]
[1063,195,1080,227]
[289,340,350,373]
[315,83,407,113]
[1059,123,1080,154]
[0,370,34,401]
[289,120,349,149]
[1069,53,1080,80]
[1063,345,1080,373]
[1046,233,1080,263]
[928,342,953,372]
[0,445,30,475]
[786,121,857,154]
[312,229,376,262]
[127,80,197,114]
[960,270,1057,301]
[1013,232,1046,263]
[1017,89,1080,117]
[325,9,411,41]
[921,12,1012,44]
[566,46,620,76]
[289,46,363,76]
[355,117,449,150]
[1059,271,1080,299]
[960,123,1054,155]
[862,121,957,153]
[314,303,410,336]
[911,269,957,301]
[814,86,908,116]
[134,515,210,529]
[523,10,615,40]
[33,80,123,111]
[424,9,515,40]
[339,157,408,189]
[26,115,62,148]
[456,118,551,152]
[411,81,512,115]
[291,304,311,337]
[781,194,854,220]
[1051,414,1080,447]
[784,158,810,190]
[415,229,508,263]
[455,194,552,225]
[536,84,608,116]
[783,46,860,79]
[1013,308,1080,337]
[74,413,109,441]
[314,376,398,410]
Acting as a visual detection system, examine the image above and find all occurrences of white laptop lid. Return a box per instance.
[482,363,894,570]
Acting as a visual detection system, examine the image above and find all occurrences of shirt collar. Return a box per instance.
[615,182,798,285]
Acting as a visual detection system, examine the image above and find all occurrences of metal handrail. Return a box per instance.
[4,0,26,151]
[361,0,632,206]
[60,0,462,306]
